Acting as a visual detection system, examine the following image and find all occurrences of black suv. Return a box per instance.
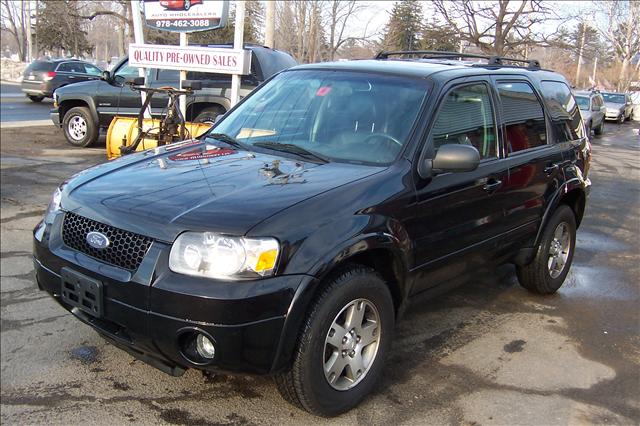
[33,51,591,416]
[21,59,102,102]
[50,44,297,147]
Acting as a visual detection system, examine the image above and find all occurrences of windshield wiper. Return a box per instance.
[253,142,330,164]
[206,133,253,152]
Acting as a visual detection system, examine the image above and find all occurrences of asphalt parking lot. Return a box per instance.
[1,121,639,425]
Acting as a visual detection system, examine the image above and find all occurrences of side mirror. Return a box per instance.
[125,76,145,86]
[418,144,480,178]
[182,80,202,91]
[101,70,111,82]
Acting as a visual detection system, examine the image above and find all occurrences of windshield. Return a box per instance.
[210,70,429,164]
[575,96,590,111]
[602,93,625,104]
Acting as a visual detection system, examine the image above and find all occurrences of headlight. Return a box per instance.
[169,232,280,280]
[43,187,62,224]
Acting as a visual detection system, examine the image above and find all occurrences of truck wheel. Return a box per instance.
[27,95,44,102]
[63,106,98,147]
[517,205,576,295]
[274,265,394,417]
[194,106,225,125]
[594,120,604,136]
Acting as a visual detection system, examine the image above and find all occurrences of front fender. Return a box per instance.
[58,94,99,125]
[270,216,411,372]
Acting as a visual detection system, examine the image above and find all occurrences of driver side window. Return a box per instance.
[113,61,140,82]
[431,83,497,159]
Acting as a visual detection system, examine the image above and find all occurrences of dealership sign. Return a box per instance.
[143,0,229,33]
[129,44,251,75]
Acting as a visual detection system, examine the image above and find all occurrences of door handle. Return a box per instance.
[544,164,560,175]
[483,179,502,192]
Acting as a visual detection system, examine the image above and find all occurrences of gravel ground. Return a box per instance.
[1,122,639,425]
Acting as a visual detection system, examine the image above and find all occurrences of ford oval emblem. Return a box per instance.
[86,231,110,249]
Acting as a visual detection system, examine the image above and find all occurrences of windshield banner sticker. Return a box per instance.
[169,145,236,161]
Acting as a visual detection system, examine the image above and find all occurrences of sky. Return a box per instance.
[343,0,602,42]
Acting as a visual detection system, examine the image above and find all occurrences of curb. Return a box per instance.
[1,120,53,128]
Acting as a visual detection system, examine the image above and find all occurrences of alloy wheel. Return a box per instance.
[68,115,87,141]
[323,298,381,391]
[548,222,571,279]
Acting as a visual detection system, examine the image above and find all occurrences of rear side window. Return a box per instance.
[431,83,496,159]
[26,61,54,72]
[57,62,84,73]
[83,64,102,75]
[157,68,179,82]
[540,81,585,142]
[497,82,547,153]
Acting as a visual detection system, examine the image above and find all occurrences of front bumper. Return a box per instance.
[50,108,61,127]
[33,213,311,375]
[605,110,622,119]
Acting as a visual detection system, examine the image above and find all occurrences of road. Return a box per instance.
[1,82,53,123]
[1,122,639,425]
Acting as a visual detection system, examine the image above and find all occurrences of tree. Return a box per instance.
[381,0,424,51]
[1,0,30,61]
[596,0,640,91]
[36,0,92,57]
[421,17,460,52]
[432,0,555,57]
[325,1,371,61]
[190,0,264,46]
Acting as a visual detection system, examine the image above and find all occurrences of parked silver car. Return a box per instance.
[574,90,606,136]
[602,92,634,123]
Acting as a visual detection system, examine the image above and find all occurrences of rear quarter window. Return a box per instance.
[540,81,585,142]
[26,61,54,72]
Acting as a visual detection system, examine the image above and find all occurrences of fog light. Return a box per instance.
[196,334,215,359]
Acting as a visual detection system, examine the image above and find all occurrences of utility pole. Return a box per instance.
[592,56,598,87]
[130,0,150,118]
[575,23,586,88]
[230,1,245,107]
[265,0,275,49]
[26,0,32,62]
[179,32,188,118]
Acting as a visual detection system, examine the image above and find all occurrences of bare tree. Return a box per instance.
[325,0,371,61]
[1,0,29,61]
[596,0,640,91]
[432,0,555,57]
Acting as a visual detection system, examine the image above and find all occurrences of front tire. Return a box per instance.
[27,95,44,102]
[62,106,98,147]
[274,265,394,416]
[617,114,624,124]
[193,106,225,125]
[517,205,576,294]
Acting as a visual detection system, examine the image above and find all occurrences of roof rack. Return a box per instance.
[374,50,541,70]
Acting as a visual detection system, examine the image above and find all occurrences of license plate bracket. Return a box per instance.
[60,268,103,318]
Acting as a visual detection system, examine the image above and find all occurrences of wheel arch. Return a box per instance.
[59,97,98,125]
[269,236,409,373]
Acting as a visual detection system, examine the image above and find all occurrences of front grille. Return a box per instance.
[61,212,153,271]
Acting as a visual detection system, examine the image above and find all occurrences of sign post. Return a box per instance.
[179,32,188,118]
[231,1,245,107]
[131,0,151,118]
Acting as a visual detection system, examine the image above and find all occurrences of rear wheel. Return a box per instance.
[62,106,98,147]
[193,106,225,125]
[274,265,394,416]
[517,205,576,294]
[27,95,44,102]
[594,120,604,136]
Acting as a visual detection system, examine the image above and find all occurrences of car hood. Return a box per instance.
[61,141,383,242]
[604,102,624,109]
